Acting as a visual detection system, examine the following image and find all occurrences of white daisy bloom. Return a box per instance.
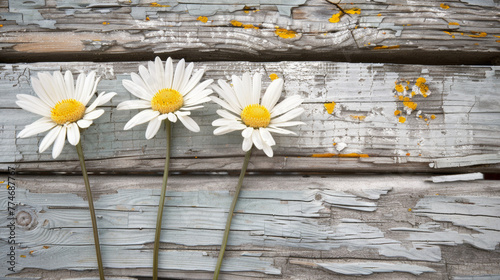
[16,70,117,159]
[211,73,305,157]
[117,57,213,139]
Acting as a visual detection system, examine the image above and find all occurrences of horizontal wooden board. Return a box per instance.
[1,174,499,279]
[0,0,499,64]
[1,61,499,173]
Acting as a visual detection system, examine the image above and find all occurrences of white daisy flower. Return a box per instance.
[211,73,305,157]
[117,57,213,139]
[16,70,117,159]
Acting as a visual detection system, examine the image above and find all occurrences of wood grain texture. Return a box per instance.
[0,0,499,64]
[1,61,499,173]
[1,175,499,279]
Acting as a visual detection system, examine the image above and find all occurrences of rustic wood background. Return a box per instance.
[1,0,500,279]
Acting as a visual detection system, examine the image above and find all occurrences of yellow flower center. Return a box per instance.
[240,104,271,128]
[151,88,184,114]
[50,99,86,125]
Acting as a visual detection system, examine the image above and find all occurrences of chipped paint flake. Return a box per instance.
[317,262,436,276]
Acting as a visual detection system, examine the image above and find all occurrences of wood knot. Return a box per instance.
[16,211,32,226]
[15,208,38,230]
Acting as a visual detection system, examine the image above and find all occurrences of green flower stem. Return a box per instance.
[213,149,253,280]
[75,140,105,280]
[153,120,172,280]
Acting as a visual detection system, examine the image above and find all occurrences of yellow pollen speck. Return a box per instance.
[151,88,184,114]
[373,45,400,50]
[20,255,26,258]
[399,116,406,123]
[404,101,417,110]
[403,97,410,102]
[311,153,369,158]
[197,16,208,23]
[394,110,401,116]
[431,114,436,119]
[440,3,449,9]
[398,95,404,101]
[51,99,86,125]
[448,22,459,26]
[424,118,428,121]
[345,8,361,15]
[395,84,404,93]
[243,24,258,29]
[0,181,4,184]
[416,77,426,86]
[275,27,297,39]
[43,246,50,249]
[269,73,279,81]
[102,22,109,25]
[324,102,336,114]
[230,20,242,27]
[350,115,366,121]
[241,104,271,128]
[406,153,410,156]
[377,13,382,16]
[408,208,412,212]
[150,2,170,7]
[468,31,487,38]
[146,16,150,21]
[329,12,343,23]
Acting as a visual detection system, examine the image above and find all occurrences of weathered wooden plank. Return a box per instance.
[1,175,499,279]
[1,61,499,173]
[0,0,499,64]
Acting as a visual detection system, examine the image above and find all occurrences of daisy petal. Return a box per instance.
[117,100,151,110]
[66,122,80,146]
[86,92,116,113]
[212,118,241,127]
[270,95,304,118]
[172,59,185,90]
[262,141,274,157]
[251,129,263,150]
[180,105,204,111]
[145,117,162,140]
[261,78,283,111]
[259,127,276,146]
[251,73,261,104]
[177,114,200,132]
[74,72,86,103]
[83,109,105,121]
[81,71,97,106]
[216,109,239,120]
[16,100,51,118]
[131,72,155,97]
[217,80,242,111]
[77,119,93,129]
[210,96,240,115]
[38,72,61,102]
[241,72,253,105]
[53,71,68,100]
[17,117,56,138]
[168,112,177,122]
[214,125,242,135]
[180,69,204,95]
[231,75,247,108]
[124,109,160,130]
[123,79,152,101]
[270,107,304,124]
[179,62,194,92]
[31,77,56,107]
[16,94,52,116]
[39,126,62,153]
[242,127,253,138]
[52,126,67,159]
[242,136,253,151]
[64,70,75,99]
[266,126,297,135]
[164,57,174,89]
